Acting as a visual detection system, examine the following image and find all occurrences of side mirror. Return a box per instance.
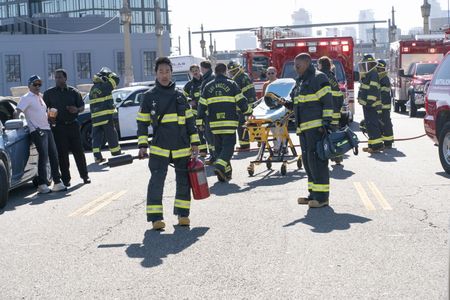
[398,69,405,77]
[115,97,122,103]
[353,71,360,82]
[5,119,24,130]
[137,93,145,104]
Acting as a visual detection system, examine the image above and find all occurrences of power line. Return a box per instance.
[14,14,120,34]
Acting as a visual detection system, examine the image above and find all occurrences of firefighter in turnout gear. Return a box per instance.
[183,64,208,156]
[137,57,200,230]
[198,63,252,182]
[318,56,344,164]
[357,54,384,153]
[199,60,216,164]
[377,59,394,148]
[227,60,256,151]
[280,53,333,208]
[89,67,121,163]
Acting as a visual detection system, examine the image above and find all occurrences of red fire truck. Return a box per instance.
[389,36,450,115]
[270,36,355,123]
[241,49,272,98]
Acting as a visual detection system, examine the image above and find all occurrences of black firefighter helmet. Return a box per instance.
[377,59,387,72]
[358,54,378,74]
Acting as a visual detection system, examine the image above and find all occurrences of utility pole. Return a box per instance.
[371,24,377,54]
[200,24,206,58]
[178,35,181,55]
[155,0,164,57]
[188,27,192,55]
[421,0,431,34]
[209,32,213,58]
[391,6,397,42]
[120,0,134,86]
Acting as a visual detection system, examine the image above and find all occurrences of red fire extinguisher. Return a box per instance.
[187,157,210,200]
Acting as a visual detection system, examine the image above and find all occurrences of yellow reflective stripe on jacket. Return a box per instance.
[215,159,228,167]
[194,92,200,97]
[150,145,171,157]
[358,98,367,106]
[207,96,236,105]
[107,77,117,89]
[209,120,239,128]
[146,205,163,214]
[92,120,109,127]
[316,86,331,99]
[160,113,178,123]
[294,94,318,104]
[367,95,377,101]
[137,112,151,122]
[212,129,236,134]
[195,119,203,126]
[138,135,148,145]
[382,104,391,109]
[243,106,253,115]
[241,83,254,93]
[331,90,343,97]
[370,81,380,88]
[172,147,191,158]
[236,93,245,102]
[190,133,200,144]
[380,87,390,92]
[312,184,329,192]
[199,97,207,105]
[360,84,370,90]
[332,112,341,119]
[322,109,333,118]
[299,119,323,132]
[372,100,381,107]
[92,109,115,118]
[174,199,191,209]
[186,110,194,118]
[90,95,112,104]
[368,138,383,145]
[183,90,189,97]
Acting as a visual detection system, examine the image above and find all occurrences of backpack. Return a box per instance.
[316,126,359,161]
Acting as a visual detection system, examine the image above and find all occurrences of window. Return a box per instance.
[432,56,450,86]
[5,55,21,82]
[76,53,91,80]
[116,51,125,76]
[47,53,62,80]
[143,51,156,76]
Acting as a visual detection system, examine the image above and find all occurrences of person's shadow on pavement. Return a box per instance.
[283,206,371,233]
[125,226,209,268]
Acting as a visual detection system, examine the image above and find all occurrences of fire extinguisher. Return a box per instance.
[187,157,210,200]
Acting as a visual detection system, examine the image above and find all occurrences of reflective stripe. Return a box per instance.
[294,94,318,104]
[316,86,331,99]
[358,99,367,106]
[150,146,171,157]
[308,181,313,190]
[331,120,340,125]
[109,145,121,153]
[178,116,186,125]
[312,184,329,192]
[207,96,235,105]
[195,119,203,126]
[172,147,191,158]
[161,113,178,123]
[174,199,191,209]
[332,112,341,119]
[212,129,236,134]
[369,81,380,88]
[210,120,239,128]
[198,144,208,150]
[93,147,101,153]
[382,104,391,109]
[235,93,245,102]
[183,90,189,97]
[190,133,200,144]
[331,90,344,97]
[92,120,109,127]
[92,109,115,118]
[242,84,254,93]
[215,159,228,167]
[107,77,117,89]
[194,92,200,97]
[90,95,112,104]
[243,106,253,114]
[146,205,163,214]
[380,87,390,92]
[137,112,151,122]
[299,119,323,132]
[382,135,394,141]
[239,141,250,145]
[367,95,377,101]
[199,97,207,105]
[368,138,384,145]
[360,84,370,90]
[322,109,333,118]
[186,110,194,118]
[138,135,148,145]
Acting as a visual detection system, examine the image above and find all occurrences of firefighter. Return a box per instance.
[198,63,252,182]
[357,54,384,153]
[377,59,394,148]
[318,56,344,164]
[278,53,333,208]
[89,67,121,163]
[137,57,200,230]
[183,64,208,156]
[227,60,256,151]
[199,60,216,164]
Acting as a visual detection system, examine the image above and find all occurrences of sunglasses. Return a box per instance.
[33,83,42,87]
[267,72,275,75]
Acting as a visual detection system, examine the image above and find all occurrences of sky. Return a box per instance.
[168,0,450,57]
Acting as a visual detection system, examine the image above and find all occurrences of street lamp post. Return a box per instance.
[421,0,431,34]
[155,0,164,57]
[120,0,134,87]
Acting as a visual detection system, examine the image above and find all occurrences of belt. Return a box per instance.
[56,120,76,125]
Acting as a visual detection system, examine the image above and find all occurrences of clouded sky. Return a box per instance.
[168,0,449,56]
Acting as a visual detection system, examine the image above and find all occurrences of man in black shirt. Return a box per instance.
[43,69,90,186]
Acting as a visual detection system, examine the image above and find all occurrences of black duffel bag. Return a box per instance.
[316,126,359,161]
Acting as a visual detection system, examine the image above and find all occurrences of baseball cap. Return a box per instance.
[28,75,42,86]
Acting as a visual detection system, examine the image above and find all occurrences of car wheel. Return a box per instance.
[0,160,9,209]
[409,93,417,118]
[438,122,450,174]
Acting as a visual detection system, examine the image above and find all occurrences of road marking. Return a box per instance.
[367,181,392,210]
[354,182,376,211]
[69,190,127,217]
[68,192,115,217]
[84,190,127,216]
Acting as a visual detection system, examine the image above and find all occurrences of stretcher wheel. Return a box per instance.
[266,161,272,170]
[297,157,302,169]
[247,163,255,177]
[280,163,287,176]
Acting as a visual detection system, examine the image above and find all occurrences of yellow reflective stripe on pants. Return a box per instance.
[367,95,377,101]
[382,135,394,141]
[239,140,250,145]
[308,181,313,190]
[215,159,228,168]
[150,146,170,157]
[92,109,115,118]
[368,138,384,145]
[382,104,391,110]
[161,113,178,123]
[210,120,239,128]
[358,99,367,106]
[90,95,112,104]
[172,147,191,158]
[138,135,148,145]
[93,120,109,127]
[93,147,101,153]
[110,145,121,153]
[146,205,163,214]
[332,112,341,119]
[174,199,190,209]
[212,129,236,134]
[312,184,329,192]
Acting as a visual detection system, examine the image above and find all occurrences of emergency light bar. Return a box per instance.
[402,47,410,52]
[330,41,339,45]
[285,42,295,47]
[429,48,436,53]
[319,41,329,46]
[297,42,306,47]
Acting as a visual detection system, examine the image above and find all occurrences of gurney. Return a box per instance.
[244,78,302,176]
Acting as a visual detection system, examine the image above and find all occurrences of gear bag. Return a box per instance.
[316,126,359,161]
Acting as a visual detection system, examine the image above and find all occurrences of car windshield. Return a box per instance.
[281,59,346,82]
[172,73,190,82]
[415,63,438,75]
[266,79,296,99]
[112,89,135,102]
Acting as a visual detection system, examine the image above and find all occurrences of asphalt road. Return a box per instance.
[1,104,449,299]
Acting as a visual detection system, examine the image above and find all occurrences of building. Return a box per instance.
[235,33,257,50]
[340,26,357,41]
[365,27,389,44]
[358,10,375,42]
[292,8,312,37]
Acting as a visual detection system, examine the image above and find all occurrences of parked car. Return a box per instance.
[424,51,450,174]
[79,85,153,150]
[0,98,39,208]
[397,61,439,117]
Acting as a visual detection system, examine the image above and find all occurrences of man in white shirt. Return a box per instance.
[14,75,66,194]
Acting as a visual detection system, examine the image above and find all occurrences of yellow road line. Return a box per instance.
[84,190,127,216]
[354,182,376,211]
[367,181,392,210]
[68,192,115,217]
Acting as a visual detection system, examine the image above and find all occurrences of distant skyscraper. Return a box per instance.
[235,33,257,50]
[341,26,357,41]
[325,28,339,37]
[292,8,312,37]
[429,0,446,18]
[358,10,375,42]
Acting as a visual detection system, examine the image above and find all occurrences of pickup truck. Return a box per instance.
[424,52,450,174]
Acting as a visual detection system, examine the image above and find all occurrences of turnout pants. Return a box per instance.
[362,105,384,150]
[146,154,191,222]
[203,117,215,158]
[237,111,250,148]
[214,133,236,177]
[299,128,329,202]
[52,122,88,184]
[31,129,62,185]
[92,118,121,159]
[381,109,394,146]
